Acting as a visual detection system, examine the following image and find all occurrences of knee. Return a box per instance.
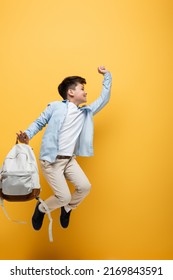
[79,181,91,194]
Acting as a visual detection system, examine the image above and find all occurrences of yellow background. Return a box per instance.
[0,0,173,259]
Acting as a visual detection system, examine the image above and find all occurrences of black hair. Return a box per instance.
[58,76,86,100]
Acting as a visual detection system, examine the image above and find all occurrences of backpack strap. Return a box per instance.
[37,197,53,242]
[0,197,26,224]
[0,197,11,220]
[0,196,53,241]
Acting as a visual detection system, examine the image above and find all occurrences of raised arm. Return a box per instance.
[88,66,112,115]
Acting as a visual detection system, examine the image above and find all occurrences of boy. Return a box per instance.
[17,66,112,231]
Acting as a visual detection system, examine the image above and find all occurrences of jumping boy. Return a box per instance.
[17,66,112,231]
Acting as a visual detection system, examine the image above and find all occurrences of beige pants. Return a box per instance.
[39,156,91,213]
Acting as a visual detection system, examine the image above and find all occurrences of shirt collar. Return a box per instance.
[61,99,91,111]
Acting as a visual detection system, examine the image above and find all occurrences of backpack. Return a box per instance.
[0,142,53,242]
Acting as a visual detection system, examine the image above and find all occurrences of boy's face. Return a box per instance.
[68,83,87,105]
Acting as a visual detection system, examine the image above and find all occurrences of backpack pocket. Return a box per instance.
[2,172,34,195]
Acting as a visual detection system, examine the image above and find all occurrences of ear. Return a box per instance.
[67,88,74,97]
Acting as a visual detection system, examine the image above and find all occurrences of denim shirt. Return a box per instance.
[25,72,112,163]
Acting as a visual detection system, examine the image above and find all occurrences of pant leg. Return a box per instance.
[64,157,91,211]
[39,159,71,213]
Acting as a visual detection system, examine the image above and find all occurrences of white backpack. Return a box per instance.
[0,143,53,242]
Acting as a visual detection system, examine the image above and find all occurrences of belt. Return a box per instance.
[56,155,72,159]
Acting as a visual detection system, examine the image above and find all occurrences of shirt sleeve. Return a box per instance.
[24,103,54,139]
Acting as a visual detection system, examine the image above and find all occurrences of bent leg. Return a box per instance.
[39,159,71,213]
[64,157,91,211]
